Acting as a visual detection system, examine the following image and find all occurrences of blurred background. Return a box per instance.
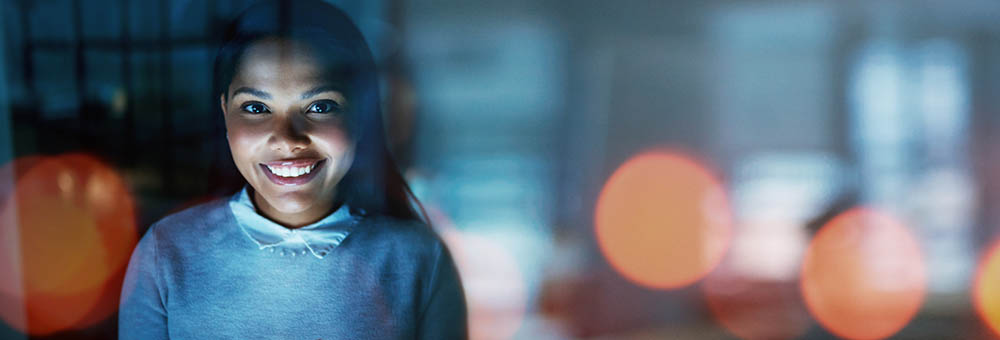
[2,0,1000,339]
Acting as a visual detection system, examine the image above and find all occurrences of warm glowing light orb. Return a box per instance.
[428,206,527,340]
[974,239,1000,338]
[0,154,137,335]
[442,229,527,340]
[595,150,731,290]
[800,208,926,340]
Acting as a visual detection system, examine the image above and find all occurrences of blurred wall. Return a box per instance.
[4,0,1000,339]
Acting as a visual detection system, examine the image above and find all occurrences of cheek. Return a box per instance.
[313,125,353,155]
[226,122,269,161]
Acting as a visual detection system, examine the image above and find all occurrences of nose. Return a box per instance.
[268,112,310,153]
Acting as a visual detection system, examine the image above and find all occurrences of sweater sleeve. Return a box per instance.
[417,241,468,340]
[119,226,169,340]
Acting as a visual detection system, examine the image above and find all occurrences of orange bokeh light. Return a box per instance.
[974,238,1000,338]
[429,207,527,340]
[0,154,138,335]
[444,230,527,340]
[800,208,926,340]
[595,150,732,290]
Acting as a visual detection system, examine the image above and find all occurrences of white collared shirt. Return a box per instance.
[229,186,361,259]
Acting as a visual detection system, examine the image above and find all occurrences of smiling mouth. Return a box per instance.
[264,162,319,178]
[259,158,326,185]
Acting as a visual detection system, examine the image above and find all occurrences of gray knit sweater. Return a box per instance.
[119,189,467,339]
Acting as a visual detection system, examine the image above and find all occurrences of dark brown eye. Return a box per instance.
[307,100,342,114]
[241,102,270,114]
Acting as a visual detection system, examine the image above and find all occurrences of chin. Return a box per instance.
[267,192,320,213]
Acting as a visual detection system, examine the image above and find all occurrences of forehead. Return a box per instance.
[230,38,332,90]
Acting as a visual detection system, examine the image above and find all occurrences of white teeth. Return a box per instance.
[266,163,318,178]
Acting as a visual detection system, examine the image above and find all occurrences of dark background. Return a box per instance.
[3,0,1000,339]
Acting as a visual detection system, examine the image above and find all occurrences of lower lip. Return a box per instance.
[259,159,326,186]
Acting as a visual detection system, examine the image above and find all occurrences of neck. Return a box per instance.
[251,189,342,228]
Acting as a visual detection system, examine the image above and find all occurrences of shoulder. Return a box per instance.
[352,215,449,259]
[145,197,233,246]
[364,215,438,240]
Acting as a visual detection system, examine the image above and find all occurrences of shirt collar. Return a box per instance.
[229,186,361,259]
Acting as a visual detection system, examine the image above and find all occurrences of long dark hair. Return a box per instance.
[212,0,424,222]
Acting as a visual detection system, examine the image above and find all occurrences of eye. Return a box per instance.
[306,100,342,114]
[241,102,270,114]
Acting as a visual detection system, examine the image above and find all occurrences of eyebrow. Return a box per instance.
[231,87,272,100]
[301,85,343,100]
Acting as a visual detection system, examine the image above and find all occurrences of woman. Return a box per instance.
[118,1,468,338]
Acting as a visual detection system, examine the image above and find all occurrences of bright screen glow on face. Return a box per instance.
[222,38,355,227]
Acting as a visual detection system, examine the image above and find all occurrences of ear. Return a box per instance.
[219,93,228,116]
[219,94,230,141]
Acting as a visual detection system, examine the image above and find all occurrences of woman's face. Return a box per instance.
[222,38,355,227]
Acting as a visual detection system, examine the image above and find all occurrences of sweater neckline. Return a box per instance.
[228,186,361,259]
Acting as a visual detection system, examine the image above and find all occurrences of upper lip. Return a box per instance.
[261,158,323,167]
